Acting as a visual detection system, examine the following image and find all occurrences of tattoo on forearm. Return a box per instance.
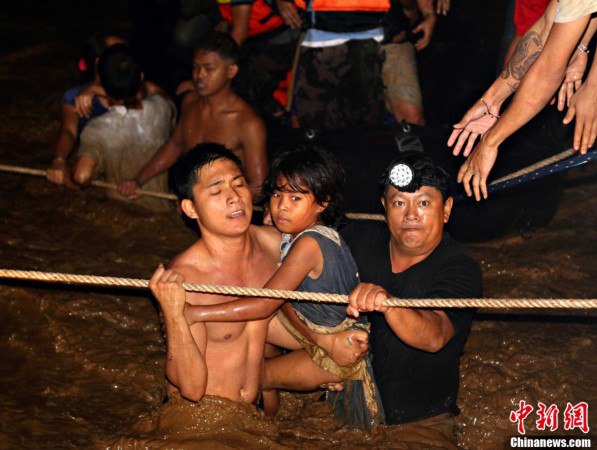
[500,64,509,79]
[509,32,542,80]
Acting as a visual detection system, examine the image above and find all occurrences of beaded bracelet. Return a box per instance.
[480,98,500,119]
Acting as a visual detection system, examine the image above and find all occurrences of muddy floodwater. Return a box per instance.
[0,1,596,449]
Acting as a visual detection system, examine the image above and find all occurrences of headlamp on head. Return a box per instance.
[389,163,414,189]
[381,154,450,198]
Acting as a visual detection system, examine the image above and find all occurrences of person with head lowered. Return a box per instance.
[341,152,482,445]
[119,32,268,202]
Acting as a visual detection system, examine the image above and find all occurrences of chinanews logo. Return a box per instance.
[508,401,593,448]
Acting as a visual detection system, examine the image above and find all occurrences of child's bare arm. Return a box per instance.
[185,236,323,324]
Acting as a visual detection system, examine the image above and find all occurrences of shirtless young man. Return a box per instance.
[151,143,364,404]
[150,143,278,402]
[119,32,268,202]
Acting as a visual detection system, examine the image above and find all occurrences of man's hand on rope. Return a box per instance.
[149,265,187,318]
[563,79,597,154]
[457,136,499,201]
[347,283,390,318]
[448,99,499,157]
[47,159,80,190]
[318,329,369,367]
[118,179,141,199]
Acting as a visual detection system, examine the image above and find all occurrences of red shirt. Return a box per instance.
[514,0,550,36]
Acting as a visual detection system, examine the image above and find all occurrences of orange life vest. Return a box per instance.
[294,0,390,12]
[218,0,284,37]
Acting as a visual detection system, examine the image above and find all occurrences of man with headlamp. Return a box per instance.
[341,152,482,444]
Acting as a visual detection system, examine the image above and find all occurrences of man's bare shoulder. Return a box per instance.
[227,95,263,126]
[167,242,209,282]
[180,89,201,114]
[249,225,282,259]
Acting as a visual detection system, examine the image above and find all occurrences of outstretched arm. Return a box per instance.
[117,118,184,199]
[47,105,80,187]
[458,16,591,200]
[554,18,597,110]
[185,236,322,323]
[563,52,597,153]
[448,0,557,156]
[150,265,208,402]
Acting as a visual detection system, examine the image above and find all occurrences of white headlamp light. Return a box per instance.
[389,163,414,188]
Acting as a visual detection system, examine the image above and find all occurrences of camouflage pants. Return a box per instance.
[233,28,299,121]
[293,38,385,130]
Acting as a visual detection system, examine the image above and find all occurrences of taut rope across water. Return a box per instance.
[1,269,596,309]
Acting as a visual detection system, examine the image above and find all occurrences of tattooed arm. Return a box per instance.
[448,0,557,156]
[457,16,592,201]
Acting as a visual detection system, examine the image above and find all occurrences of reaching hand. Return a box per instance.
[554,50,588,112]
[563,80,597,154]
[457,136,499,201]
[413,14,437,51]
[275,0,301,28]
[149,265,187,318]
[118,179,141,199]
[436,0,450,15]
[448,99,499,157]
[74,84,106,118]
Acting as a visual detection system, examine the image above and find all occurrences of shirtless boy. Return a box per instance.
[119,33,268,202]
[151,143,366,404]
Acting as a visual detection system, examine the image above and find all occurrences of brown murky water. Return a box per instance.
[1,2,596,449]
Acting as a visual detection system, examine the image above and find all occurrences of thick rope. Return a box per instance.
[0,164,178,200]
[0,147,584,222]
[489,149,575,185]
[1,269,595,309]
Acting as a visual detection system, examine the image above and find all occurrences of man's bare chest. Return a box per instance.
[180,112,242,151]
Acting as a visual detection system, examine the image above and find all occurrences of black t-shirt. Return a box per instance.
[341,221,482,425]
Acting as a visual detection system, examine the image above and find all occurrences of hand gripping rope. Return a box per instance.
[0,269,596,309]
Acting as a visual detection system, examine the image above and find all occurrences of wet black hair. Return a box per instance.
[194,32,239,64]
[97,44,142,108]
[266,145,346,228]
[72,31,125,85]
[378,152,450,200]
[174,143,243,201]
